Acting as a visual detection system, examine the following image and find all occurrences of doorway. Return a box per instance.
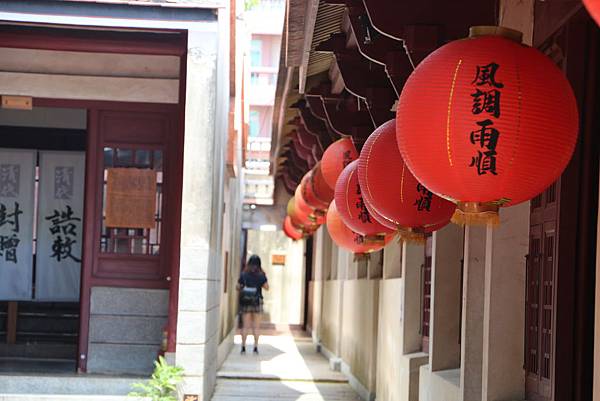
[0,106,87,373]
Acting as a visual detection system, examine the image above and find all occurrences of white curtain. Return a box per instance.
[35,151,85,301]
[0,149,36,300]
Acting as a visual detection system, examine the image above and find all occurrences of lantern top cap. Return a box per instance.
[469,26,523,43]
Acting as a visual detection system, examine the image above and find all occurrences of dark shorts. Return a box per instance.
[240,299,263,314]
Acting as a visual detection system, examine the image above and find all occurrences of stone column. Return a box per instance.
[383,242,402,279]
[481,204,528,401]
[460,226,486,401]
[402,242,424,354]
[176,24,223,401]
[311,228,326,343]
[368,250,384,279]
[429,224,463,371]
[334,246,348,361]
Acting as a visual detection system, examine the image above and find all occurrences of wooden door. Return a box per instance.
[526,183,559,401]
[78,104,181,372]
[526,9,600,401]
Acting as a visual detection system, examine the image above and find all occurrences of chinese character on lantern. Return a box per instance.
[469,63,503,176]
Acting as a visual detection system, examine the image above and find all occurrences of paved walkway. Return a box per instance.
[212,334,362,401]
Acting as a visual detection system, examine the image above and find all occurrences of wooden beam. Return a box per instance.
[0,72,179,104]
[7,301,17,345]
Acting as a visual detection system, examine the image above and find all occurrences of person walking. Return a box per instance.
[237,255,269,354]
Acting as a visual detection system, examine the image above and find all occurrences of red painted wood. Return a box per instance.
[33,98,178,112]
[78,108,100,372]
[0,25,186,56]
[166,49,187,353]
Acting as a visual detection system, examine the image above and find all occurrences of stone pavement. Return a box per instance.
[212,335,362,401]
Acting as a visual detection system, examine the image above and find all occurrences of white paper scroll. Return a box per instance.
[0,149,35,300]
[35,151,85,301]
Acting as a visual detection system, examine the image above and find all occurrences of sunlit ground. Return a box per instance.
[212,335,361,400]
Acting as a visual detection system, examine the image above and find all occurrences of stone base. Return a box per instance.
[0,374,146,396]
[419,365,460,401]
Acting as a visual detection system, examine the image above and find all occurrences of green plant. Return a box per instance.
[129,356,184,401]
[244,0,259,11]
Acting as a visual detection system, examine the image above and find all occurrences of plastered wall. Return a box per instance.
[376,278,404,401]
[341,279,380,392]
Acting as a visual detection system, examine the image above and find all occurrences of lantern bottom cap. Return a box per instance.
[452,202,500,227]
[397,226,426,244]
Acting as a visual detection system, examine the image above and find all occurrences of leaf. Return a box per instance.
[129,356,185,400]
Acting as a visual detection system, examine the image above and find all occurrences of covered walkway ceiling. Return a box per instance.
[271,0,499,195]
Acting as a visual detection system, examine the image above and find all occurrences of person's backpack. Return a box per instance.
[240,277,260,307]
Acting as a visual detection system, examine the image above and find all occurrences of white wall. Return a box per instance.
[246,229,305,325]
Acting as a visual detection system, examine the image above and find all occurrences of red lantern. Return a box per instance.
[295,185,326,225]
[584,0,600,26]
[283,216,304,240]
[358,120,456,241]
[301,163,334,210]
[321,137,359,189]
[334,160,394,238]
[287,196,318,231]
[396,27,578,225]
[326,201,389,254]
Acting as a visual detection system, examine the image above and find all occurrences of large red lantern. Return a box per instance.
[358,120,456,241]
[584,0,600,26]
[396,27,578,225]
[326,201,389,254]
[321,137,359,189]
[283,216,304,240]
[334,160,394,238]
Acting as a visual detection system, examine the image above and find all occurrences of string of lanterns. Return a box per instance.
[284,26,579,253]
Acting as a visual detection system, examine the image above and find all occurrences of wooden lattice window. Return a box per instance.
[421,235,432,352]
[541,233,554,380]
[526,179,558,400]
[100,147,163,255]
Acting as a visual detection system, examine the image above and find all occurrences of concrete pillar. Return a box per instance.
[498,0,535,46]
[402,242,424,354]
[383,242,402,279]
[368,250,384,279]
[311,228,325,342]
[460,226,486,401]
[481,204,528,401]
[430,224,464,371]
[334,247,349,358]
[176,23,224,400]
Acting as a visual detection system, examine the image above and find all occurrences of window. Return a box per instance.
[421,235,432,352]
[100,147,163,255]
[250,39,262,67]
[249,110,260,137]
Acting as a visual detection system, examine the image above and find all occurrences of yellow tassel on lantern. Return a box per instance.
[451,202,500,227]
[396,227,426,245]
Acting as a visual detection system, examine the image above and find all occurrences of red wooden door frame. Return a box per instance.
[2,22,189,372]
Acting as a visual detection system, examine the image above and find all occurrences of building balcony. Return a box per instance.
[249,70,277,106]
